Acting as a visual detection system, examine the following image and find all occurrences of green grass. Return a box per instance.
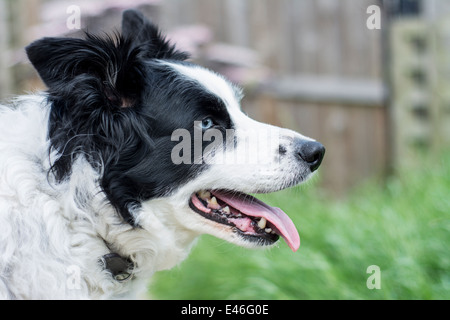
[149,154,450,300]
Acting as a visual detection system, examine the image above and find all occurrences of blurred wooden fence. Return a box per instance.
[161,0,382,79]
[161,0,386,195]
[0,0,10,98]
[390,14,450,169]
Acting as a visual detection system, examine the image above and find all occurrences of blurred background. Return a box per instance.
[0,0,448,299]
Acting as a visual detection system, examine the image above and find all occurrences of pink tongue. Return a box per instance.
[211,191,300,252]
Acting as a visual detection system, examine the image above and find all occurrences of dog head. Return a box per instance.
[26,10,324,253]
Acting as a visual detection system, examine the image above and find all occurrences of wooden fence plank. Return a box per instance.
[294,0,318,74]
[0,0,11,100]
[314,0,342,76]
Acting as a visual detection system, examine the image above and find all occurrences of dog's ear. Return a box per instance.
[26,37,95,89]
[26,35,143,108]
[122,9,188,60]
[122,9,148,40]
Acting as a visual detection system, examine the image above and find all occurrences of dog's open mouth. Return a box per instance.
[189,190,300,252]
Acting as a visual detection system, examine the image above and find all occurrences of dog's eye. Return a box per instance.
[201,117,215,130]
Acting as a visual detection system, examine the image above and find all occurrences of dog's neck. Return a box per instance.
[63,157,198,298]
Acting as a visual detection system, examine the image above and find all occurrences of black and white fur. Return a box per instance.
[0,10,324,299]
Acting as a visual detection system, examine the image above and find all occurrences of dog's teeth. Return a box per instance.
[223,206,230,214]
[257,217,267,229]
[265,228,272,233]
[198,190,211,200]
[207,197,221,210]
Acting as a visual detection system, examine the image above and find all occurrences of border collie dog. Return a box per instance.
[0,10,324,299]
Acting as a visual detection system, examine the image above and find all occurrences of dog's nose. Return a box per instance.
[295,140,325,172]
